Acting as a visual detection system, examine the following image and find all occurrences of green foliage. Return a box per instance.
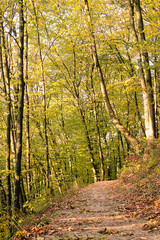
[0,0,160,237]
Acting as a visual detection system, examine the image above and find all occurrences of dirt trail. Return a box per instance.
[36,180,160,240]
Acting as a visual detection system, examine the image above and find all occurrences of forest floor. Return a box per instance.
[20,180,160,240]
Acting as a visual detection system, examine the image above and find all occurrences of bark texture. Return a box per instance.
[14,0,25,209]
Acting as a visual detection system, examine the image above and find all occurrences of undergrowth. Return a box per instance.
[11,140,160,239]
[10,180,83,240]
[119,140,160,220]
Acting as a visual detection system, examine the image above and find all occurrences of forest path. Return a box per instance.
[34,180,160,240]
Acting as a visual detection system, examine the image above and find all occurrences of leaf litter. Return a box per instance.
[13,180,160,240]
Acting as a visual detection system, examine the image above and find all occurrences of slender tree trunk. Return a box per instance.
[127,0,156,140]
[51,161,62,195]
[78,104,98,182]
[90,63,105,180]
[153,56,159,138]
[72,45,98,182]
[31,0,50,188]
[6,88,11,210]
[26,87,31,192]
[25,18,31,193]
[0,11,12,219]
[19,177,27,209]
[117,132,122,169]
[109,43,146,138]
[54,41,99,181]
[84,0,139,154]
[134,92,146,137]
[0,179,6,208]
[14,0,25,209]
[118,131,126,161]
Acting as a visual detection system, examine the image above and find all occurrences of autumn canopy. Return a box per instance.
[0,0,160,238]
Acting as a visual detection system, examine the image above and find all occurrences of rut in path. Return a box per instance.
[35,180,160,240]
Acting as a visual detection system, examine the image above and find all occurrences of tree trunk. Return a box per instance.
[25,22,31,193]
[19,177,27,209]
[109,43,146,138]
[84,0,140,154]
[0,179,6,208]
[90,63,105,181]
[0,11,12,217]
[153,55,159,138]
[134,92,146,137]
[14,0,25,209]
[127,0,156,140]
[78,105,98,182]
[72,45,98,182]
[31,0,50,188]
